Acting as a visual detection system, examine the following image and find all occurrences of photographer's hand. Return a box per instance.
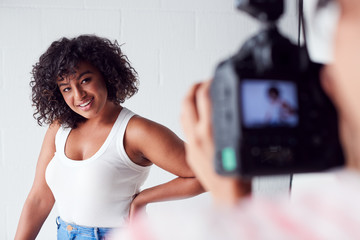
[181,80,251,206]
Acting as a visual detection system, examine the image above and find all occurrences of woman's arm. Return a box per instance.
[124,116,205,220]
[15,124,59,240]
[128,176,203,221]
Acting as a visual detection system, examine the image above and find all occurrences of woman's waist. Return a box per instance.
[56,216,113,232]
[57,197,132,228]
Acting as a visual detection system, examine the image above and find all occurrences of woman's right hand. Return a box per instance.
[15,124,58,239]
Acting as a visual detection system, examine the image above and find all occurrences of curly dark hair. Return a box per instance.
[30,34,138,128]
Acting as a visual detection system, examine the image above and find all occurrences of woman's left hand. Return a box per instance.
[128,192,146,223]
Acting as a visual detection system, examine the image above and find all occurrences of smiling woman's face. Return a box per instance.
[57,61,109,119]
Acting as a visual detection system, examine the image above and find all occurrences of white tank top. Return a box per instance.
[45,107,151,228]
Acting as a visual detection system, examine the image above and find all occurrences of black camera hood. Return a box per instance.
[236,0,284,22]
[232,26,309,77]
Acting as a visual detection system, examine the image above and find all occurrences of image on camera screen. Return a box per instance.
[241,79,299,128]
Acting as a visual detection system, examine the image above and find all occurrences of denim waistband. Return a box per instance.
[56,216,113,238]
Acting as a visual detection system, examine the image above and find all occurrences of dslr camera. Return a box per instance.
[211,0,344,177]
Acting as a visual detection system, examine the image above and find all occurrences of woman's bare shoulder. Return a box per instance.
[127,115,173,139]
[40,121,62,146]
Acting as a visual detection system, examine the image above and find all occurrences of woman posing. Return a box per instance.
[14,35,204,240]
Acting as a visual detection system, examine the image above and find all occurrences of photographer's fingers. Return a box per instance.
[320,66,337,105]
[195,80,213,130]
[181,80,214,146]
[181,82,201,138]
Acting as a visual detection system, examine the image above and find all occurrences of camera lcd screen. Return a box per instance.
[241,79,299,128]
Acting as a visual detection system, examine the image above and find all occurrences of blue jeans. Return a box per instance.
[56,217,113,240]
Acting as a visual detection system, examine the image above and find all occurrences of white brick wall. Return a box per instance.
[0,0,299,239]
[0,130,3,166]
[0,50,3,89]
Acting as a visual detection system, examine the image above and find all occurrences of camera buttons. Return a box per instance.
[221,147,237,172]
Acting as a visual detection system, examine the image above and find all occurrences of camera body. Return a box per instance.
[211,0,344,177]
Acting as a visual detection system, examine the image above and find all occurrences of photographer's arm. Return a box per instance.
[180,81,251,206]
[321,0,360,170]
[125,117,205,221]
[15,124,59,240]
